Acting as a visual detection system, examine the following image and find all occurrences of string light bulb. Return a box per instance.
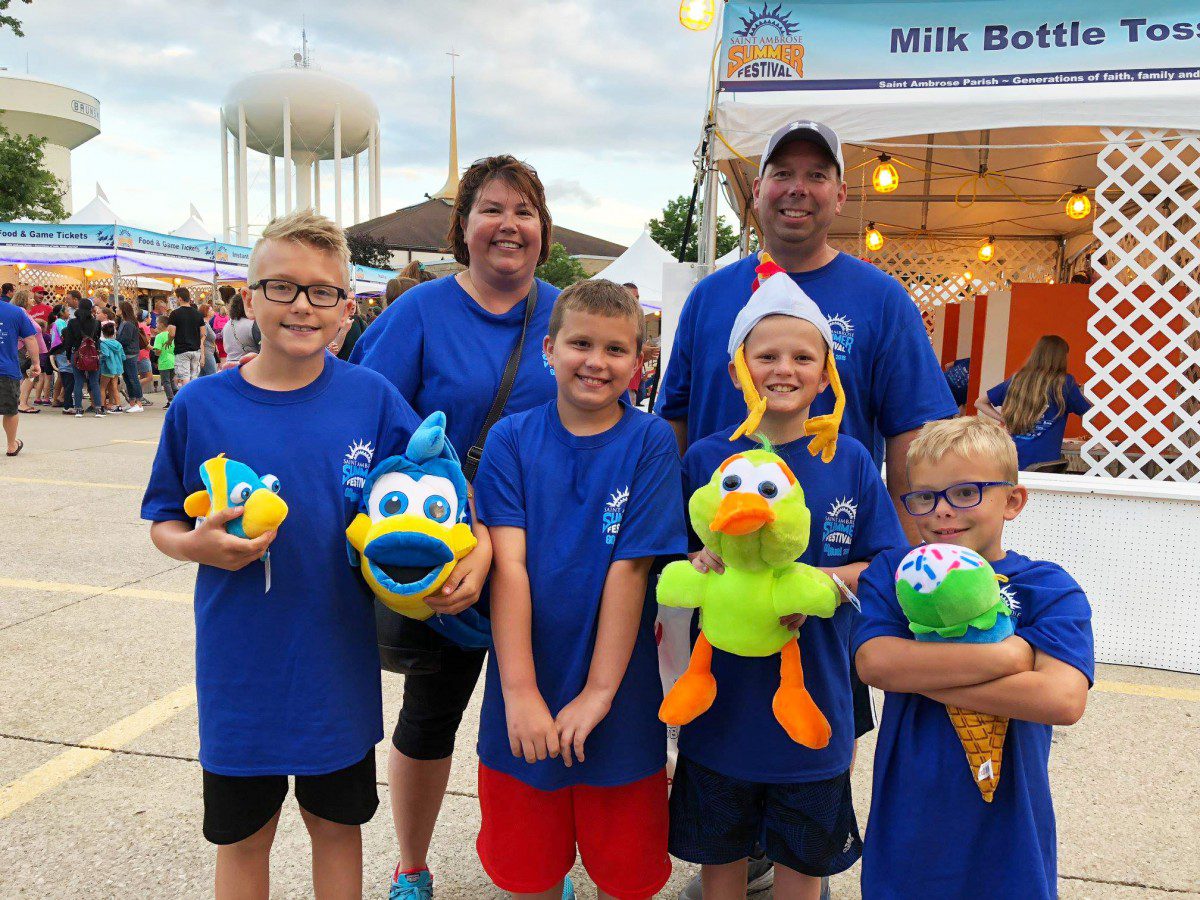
[872,154,899,193]
[15,262,26,271]
[1065,187,1091,220]
[84,268,93,277]
[963,269,973,282]
[978,237,996,263]
[864,223,885,252]
[678,0,715,31]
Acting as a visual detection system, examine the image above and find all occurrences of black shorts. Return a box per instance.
[386,615,486,760]
[0,376,19,416]
[202,750,378,845]
[668,755,862,877]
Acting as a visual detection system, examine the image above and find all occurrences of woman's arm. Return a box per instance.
[922,651,1089,726]
[975,395,1004,423]
[855,634,1034,693]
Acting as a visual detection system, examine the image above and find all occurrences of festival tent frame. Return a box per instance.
[588,229,675,310]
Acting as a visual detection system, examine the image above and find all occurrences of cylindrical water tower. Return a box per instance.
[221,58,380,244]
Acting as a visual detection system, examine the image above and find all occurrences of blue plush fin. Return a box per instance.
[406,412,449,465]
[425,609,492,649]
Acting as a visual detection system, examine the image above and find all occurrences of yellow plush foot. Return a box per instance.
[772,686,832,749]
[660,670,718,726]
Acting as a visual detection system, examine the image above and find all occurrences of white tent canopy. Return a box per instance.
[66,185,126,226]
[170,205,214,241]
[590,228,673,310]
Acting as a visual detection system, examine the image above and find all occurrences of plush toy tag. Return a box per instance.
[831,573,861,612]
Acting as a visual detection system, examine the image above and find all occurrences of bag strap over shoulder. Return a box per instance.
[462,279,539,483]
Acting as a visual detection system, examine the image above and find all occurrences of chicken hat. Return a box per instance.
[727,252,846,462]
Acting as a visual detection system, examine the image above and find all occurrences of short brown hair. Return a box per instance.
[384,276,418,306]
[174,286,191,303]
[448,156,552,267]
[249,208,351,285]
[908,416,1019,483]
[549,279,644,351]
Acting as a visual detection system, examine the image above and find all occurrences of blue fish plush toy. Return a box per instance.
[346,412,490,649]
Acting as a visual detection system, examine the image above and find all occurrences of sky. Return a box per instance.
[0,0,728,248]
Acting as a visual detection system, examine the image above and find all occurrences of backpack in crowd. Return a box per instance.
[73,336,100,372]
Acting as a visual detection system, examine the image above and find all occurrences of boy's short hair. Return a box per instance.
[174,286,191,303]
[908,416,1019,482]
[248,208,351,285]
[549,279,644,351]
[101,321,116,337]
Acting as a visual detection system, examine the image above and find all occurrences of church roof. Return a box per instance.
[347,197,626,259]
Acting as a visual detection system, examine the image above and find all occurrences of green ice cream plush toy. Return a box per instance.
[656,444,840,749]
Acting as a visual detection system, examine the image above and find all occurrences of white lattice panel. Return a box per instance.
[831,236,1058,312]
[1085,129,1200,482]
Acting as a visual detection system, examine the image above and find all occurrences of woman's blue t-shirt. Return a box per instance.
[473,401,688,790]
[678,429,906,783]
[987,375,1091,469]
[850,548,1095,900]
[141,356,421,776]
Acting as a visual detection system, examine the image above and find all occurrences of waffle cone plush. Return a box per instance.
[946,705,1009,802]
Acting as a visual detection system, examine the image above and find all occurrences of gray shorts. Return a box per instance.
[174,350,202,384]
[0,376,19,416]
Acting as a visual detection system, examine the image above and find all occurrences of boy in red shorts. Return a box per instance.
[473,280,687,899]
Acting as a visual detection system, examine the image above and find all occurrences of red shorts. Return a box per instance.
[477,764,670,899]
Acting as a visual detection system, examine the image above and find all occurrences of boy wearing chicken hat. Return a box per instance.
[667,257,907,898]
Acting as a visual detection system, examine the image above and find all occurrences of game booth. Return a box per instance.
[660,0,1200,674]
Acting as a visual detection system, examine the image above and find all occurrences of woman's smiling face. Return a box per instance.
[462,177,543,284]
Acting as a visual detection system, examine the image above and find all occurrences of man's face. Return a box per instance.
[752,141,846,255]
[246,239,350,361]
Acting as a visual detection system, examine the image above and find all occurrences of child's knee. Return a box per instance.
[299,807,360,842]
[221,811,280,855]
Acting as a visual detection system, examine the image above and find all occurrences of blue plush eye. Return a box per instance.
[381,491,408,516]
[424,495,451,523]
[722,474,742,491]
[261,475,281,494]
[229,482,253,505]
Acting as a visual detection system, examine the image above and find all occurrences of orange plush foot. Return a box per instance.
[660,669,718,726]
[772,686,832,749]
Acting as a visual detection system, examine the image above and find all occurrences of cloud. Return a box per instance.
[545,179,597,205]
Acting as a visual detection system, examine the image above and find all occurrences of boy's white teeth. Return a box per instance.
[768,385,797,393]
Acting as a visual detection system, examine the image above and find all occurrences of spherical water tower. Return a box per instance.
[220,49,380,244]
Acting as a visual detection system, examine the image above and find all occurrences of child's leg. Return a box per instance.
[214,809,280,900]
[477,764,575,897]
[772,863,824,900]
[576,770,671,900]
[509,884,565,900]
[300,808,362,900]
[701,859,750,899]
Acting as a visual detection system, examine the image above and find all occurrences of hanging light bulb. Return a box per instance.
[173,277,183,286]
[1065,187,1091,220]
[872,154,899,193]
[15,262,26,271]
[678,0,715,31]
[963,268,974,282]
[864,222,885,252]
[978,236,996,263]
[84,268,93,277]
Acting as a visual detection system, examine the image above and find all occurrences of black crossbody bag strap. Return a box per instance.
[462,279,538,482]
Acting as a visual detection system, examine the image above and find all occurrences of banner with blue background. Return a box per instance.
[720,1,1200,92]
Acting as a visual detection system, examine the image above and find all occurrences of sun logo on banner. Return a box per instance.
[727,3,805,82]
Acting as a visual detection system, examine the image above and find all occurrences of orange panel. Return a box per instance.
[966,294,989,413]
[941,303,961,368]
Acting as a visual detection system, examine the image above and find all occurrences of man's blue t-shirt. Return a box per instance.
[678,430,906,783]
[944,357,970,407]
[350,275,559,460]
[850,548,1094,900]
[987,375,1091,470]
[656,253,958,463]
[474,401,688,790]
[0,300,37,379]
[141,356,421,776]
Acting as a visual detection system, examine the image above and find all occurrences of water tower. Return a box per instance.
[220,39,380,244]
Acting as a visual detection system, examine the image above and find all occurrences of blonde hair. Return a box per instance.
[1001,335,1070,436]
[12,288,31,309]
[908,416,1019,483]
[248,208,351,285]
[549,279,644,350]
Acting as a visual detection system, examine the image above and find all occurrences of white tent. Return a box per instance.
[590,229,674,310]
[66,184,126,226]
[714,247,742,269]
[170,205,214,241]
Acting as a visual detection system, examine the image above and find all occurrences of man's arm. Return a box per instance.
[668,417,688,457]
[923,651,1089,726]
[855,634,1034,694]
[884,427,921,544]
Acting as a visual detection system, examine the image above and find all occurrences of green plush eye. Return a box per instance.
[722,474,742,491]
[758,480,779,499]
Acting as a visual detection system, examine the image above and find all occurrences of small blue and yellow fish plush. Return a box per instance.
[183,454,289,590]
[346,412,490,648]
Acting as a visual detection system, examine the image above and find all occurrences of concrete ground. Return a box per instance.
[1,400,1198,899]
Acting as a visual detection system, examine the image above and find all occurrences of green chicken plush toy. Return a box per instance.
[657,443,840,748]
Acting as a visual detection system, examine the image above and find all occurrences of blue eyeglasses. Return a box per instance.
[900,481,1014,517]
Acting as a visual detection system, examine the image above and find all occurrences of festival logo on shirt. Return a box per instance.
[827,314,854,362]
[822,496,856,560]
[342,439,376,501]
[541,349,553,369]
[999,583,1021,620]
[602,485,630,545]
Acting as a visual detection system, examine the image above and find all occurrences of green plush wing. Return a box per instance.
[772,564,839,619]
[657,559,706,609]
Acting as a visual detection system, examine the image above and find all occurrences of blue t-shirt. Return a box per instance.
[944,357,970,407]
[141,356,421,776]
[0,300,37,379]
[474,401,688,790]
[656,252,958,463]
[987,375,1091,470]
[350,275,559,460]
[678,429,906,782]
[850,548,1094,900]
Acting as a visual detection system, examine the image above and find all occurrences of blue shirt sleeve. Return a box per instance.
[987,379,1010,407]
[1064,377,1091,416]
[873,282,959,438]
[474,421,525,529]
[349,293,424,406]
[612,425,688,562]
[848,453,906,563]
[15,312,35,340]
[850,552,912,657]
[1018,563,1095,685]
[654,284,698,421]
[140,398,193,523]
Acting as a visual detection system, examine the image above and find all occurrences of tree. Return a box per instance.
[535,242,587,288]
[347,233,393,268]
[647,194,738,262]
[0,124,66,222]
[1,0,33,37]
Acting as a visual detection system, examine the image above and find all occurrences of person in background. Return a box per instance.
[329,298,366,361]
[976,335,1091,472]
[622,284,644,403]
[199,302,220,376]
[2,288,40,454]
[29,286,53,324]
[152,319,177,409]
[12,290,47,414]
[117,300,146,412]
[221,289,259,365]
[167,287,205,386]
[151,298,170,329]
[99,321,127,413]
[50,304,74,411]
[213,289,233,359]
[0,282,14,303]
[943,357,970,412]
[382,276,418,310]
[136,309,155,399]
[61,297,103,417]
[399,260,436,284]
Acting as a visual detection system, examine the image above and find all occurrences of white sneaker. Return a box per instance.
[75,411,83,418]
[127,405,143,413]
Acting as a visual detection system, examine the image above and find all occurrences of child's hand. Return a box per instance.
[427,539,491,615]
[505,690,560,764]
[689,547,725,575]
[555,687,613,767]
[180,506,277,571]
[779,613,807,631]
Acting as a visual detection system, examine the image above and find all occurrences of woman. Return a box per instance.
[329,298,366,360]
[117,300,146,412]
[213,289,232,359]
[220,289,259,364]
[976,334,1092,470]
[49,303,74,410]
[383,276,418,309]
[12,289,47,414]
[61,297,104,416]
[352,155,559,900]
[198,303,219,376]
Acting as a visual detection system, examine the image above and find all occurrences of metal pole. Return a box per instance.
[220,113,229,243]
[352,153,361,224]
[314,158,321,213]
[369,123,380,219]
[237,103,248,245]
[269,154,277,220]
[334,105,343,226]
[283,99,293,213]
[698,117,719,266]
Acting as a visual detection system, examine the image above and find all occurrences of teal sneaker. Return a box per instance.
[389,865,433,900]
[562,875,576,899]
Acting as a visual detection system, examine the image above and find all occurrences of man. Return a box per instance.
[29,287,53,324]
[167,286,206,386]
[1,283,13,303]
[656,120,957,898]
[1,293,41,455]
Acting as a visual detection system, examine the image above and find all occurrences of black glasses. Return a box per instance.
[250,279,346,308]
[901,481,1014,517]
